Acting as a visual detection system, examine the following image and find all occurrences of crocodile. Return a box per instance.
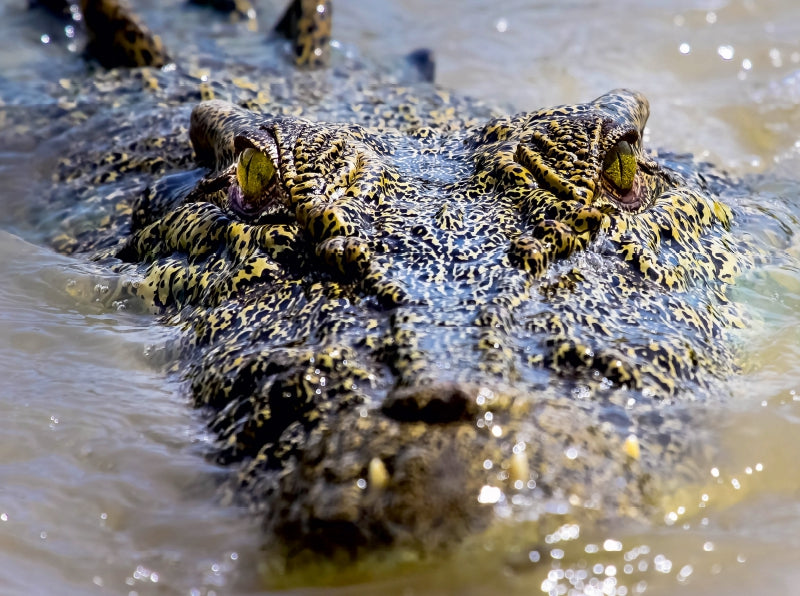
[1,0,768,565]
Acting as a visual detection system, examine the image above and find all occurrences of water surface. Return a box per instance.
[1,1,800,594]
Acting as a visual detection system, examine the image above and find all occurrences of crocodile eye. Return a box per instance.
[602,140,636,194]
[236,148,276,199]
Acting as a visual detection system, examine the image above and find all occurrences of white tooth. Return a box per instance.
[368,457,389,491]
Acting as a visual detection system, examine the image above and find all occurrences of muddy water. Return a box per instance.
[1,0,800,594]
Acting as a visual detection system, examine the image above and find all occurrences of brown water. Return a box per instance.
[1,1,800,594]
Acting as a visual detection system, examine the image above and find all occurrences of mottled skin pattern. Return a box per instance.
[80,0,170,68]
[4,0,759,558]
[275,0,332,67]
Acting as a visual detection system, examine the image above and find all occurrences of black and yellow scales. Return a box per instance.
[4,0,767,559]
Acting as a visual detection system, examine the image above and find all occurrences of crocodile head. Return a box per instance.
[116,88,747,555]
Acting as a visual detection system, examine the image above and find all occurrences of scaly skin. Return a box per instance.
[4,0,760,557]
[80,0,170,68]
[116,91,745,553]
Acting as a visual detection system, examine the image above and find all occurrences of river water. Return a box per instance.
[1,1,800,594]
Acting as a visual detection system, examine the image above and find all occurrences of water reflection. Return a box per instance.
[1,0,799,594]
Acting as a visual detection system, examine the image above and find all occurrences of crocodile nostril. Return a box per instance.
[382,382,479,424]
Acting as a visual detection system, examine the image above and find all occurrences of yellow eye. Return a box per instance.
[236,148,276,198]
[602,140,637,194]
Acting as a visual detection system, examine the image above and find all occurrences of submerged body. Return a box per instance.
[1,0,767,558]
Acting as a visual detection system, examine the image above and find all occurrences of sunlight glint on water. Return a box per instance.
[1,0,800,594]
